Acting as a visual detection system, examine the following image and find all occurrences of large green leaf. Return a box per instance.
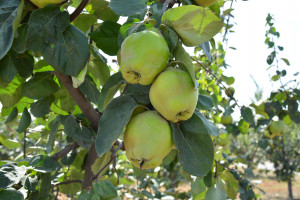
[72,13,98,33]
[205,180,227,200]
[28,155,60,173]
[86,0,119,22]
[10,50,34,78]
[38,173,51,200]
[171,113,214,177]
[90,21,121,56]
[0,137,21,149]
[0,163,26,189]
[79,75,101,105]
[0,0,23,59]
[162,5,223,46]
[194,110,220,136]
[22,72,59,100]
[26,5,69,52]
[0,54,17,83]
[96,96,138,156]
[26,5,89,76]
[197,94,214,110]
[54,84,76,113]
[108,0,146,17]
[17,108,31,132]
[12,24,28,54]
[42,25,90,76]
[93,180,118,199]
[30,95,55,118]
[98,72,124,112]
[0,189,24,200]
[241,106,254,125]
[220,171,238,200]
[175,44,198,88]
[123,84,151,105]
[64,115,94,149]
[5,107,18,123]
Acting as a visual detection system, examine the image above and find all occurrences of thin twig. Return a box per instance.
[191,57,241,109]
[52,143,79,160]
[70,0,90,22]
[52,180,83,187]
[223,0,234,42]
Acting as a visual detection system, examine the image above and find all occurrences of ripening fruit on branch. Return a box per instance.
[124,111,173,169]
[221,115,233,125]
[30,0,64,8]
[149,68,198,123]
[194,0,217,7]
[120,30,170,85]
[269,120,287,136]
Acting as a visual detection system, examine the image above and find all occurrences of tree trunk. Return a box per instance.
[288,178,293,200]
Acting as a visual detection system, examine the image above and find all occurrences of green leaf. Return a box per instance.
[0,163,26,189]
[91,151,112,176]
[17,108,31,132]
[171,113,214,177]
[30,95,55,118]
[90,60,110,87]
[238,119,249,134]
[26,6,89,76]
[79,75,101,105]
[12,24,28,54]
[204,170,213,187]
[109,0,146,17]
[0,189,24,200]
[191,178,206,197]
[86,0,119,22]
[93,180,118,199]
[5,107,18,123]
[96,96,138,156]
[10,50,34,78]
[281,58,290,66]
[54,84,76,113]
[98,72,124,112]
[22,72,59,100]
[195,110,220,136]
[90,21,121,56]
[175,43,198,88]
[61,151,77,166]
[241,106,254,124]
[220,171,238,200]
[123,84,151,105]
[0,54,17,83]
[197,94,214,110]
[24,176,38,192]
[0,137,21,149]
[72,13,98,33]
[162,5,223,47]
[59,170,83,195]
[28,155,60,173]
[42,25,90,76]
[0,0,23,59]
[26,5,69,52]
[64,115,94,149]
[38,173,51,200]
[258,138,269,150]
[200,41,212,62]
[205,180,227,200]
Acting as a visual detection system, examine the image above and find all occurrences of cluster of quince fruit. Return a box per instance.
[120,30,198,169]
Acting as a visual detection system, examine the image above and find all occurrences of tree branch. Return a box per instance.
[53,179,83,187]
[70,0,90,22]
[191,57,241,109]
[53,71,101,131]
[52,143,79,160]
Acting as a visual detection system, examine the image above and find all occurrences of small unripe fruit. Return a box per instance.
[269,120,287,136]
[194,0,217,7]
[221,115,233,125]
[30,0,64,8]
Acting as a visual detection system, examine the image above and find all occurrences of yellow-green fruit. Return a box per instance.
[221,115,233,125]
[149,68,198,123]
[120,30,169,85]
[264,130,276,139]
[30,0,64,8]
[269,120,287,136]
[124,111,173,169]
[194,0,217,7]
